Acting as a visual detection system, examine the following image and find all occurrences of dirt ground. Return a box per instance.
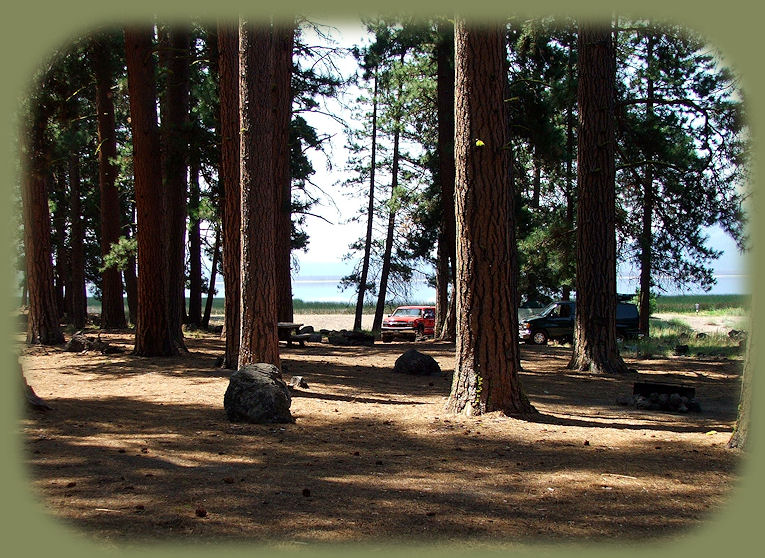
[18,313,744,546]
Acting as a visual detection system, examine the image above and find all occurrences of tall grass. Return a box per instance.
[653,294,750,314]
[620,318,745,359]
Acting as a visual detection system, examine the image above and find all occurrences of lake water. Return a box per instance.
[214,273,749,303]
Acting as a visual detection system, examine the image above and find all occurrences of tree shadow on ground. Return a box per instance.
[19,330,743,543]
[23,395,739,543]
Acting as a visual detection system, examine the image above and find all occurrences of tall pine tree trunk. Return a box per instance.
[353,68,379,332]
[728,299,753,449]
[21,103,64,345]
[68,157,87,329]
[218,22,241,369]
[273,22,295,324]
[202,228,221,329]
[52,170,68,320]
[160,27,190,351]
[446,20,534,417]
[567,23,629,374]
[562,38,576,302]
[238,20,279,368]
[638,34,655,337]
[125,27,175,357]
[436,21,457,341]
[91,37,127,329]
[123,211,138,326]
[372,124,400,333]
[187,152,203,326]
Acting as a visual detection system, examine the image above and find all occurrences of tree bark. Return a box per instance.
[728,313,752,449]
[51,169,68,320]
[160,27,191,351]
[218,22,241,369]
[372,122,400,333]
[187,151,203,326]
[446,20,534,417]
[91,38,127,329]
[202,228,221,330]
[273,22,295,324]
[353,68,379,332]
[562,39,576,302]
[123,213,138,326]
[238,20,280,368]
[436,21,457,342]
[638,34,655,337]
[125,27,175,356]
[68,157,87,329]
[21,102,64,345]
[568,23,629,374]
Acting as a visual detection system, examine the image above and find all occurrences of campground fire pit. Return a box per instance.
[617,381,702,413]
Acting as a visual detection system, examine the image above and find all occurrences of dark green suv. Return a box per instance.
[518,300,640,345]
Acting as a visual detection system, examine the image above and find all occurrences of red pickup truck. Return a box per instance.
[380,305,436,342]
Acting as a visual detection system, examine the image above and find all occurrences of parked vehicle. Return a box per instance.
[518,300,640,345]
[381,305,436,342]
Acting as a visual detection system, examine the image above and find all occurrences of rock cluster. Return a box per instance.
[64,333,123,354]
[617,391,701,413]
[327,330,375,346]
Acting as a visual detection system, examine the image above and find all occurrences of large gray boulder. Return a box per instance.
[393,349,441,376]
[224,364,294,424]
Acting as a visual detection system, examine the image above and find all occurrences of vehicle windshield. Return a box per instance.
[539,303,558,317]
[392,308,422,317]
[539,303,573,318]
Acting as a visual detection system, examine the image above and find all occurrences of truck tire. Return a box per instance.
[531,330,548,345]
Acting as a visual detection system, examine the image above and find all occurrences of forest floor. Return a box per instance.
[18,313,745,547]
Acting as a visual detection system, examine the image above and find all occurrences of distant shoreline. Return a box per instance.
[83,293,750,317]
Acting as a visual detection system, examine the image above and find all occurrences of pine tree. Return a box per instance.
[568,22,629,374]
[238,19,280,368]
[446,20,534,416]
[125,27,176,357]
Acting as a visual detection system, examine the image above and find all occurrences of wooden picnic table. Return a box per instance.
[277,322,310,346]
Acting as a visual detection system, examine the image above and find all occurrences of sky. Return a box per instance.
[289,21,750,296]
[291,21,373,276]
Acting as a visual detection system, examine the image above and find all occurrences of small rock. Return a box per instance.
[195,507,207,518]
[674,344,689,356]
[302,488,311,497]
[288,376,309,389]
[669,393,683,410]
[635,395,652,410]
[64,335,89,352]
